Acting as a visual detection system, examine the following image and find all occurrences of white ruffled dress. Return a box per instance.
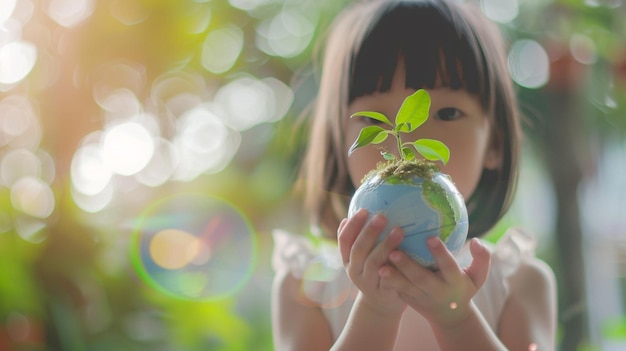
[272,228,537,348]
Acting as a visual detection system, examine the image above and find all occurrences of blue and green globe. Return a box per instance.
[348,166,468,268]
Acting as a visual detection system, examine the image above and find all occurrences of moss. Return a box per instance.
[362,159,440,184]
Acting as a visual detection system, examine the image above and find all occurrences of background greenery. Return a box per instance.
[0,0,625,350]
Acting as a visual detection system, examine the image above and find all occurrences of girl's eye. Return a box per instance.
[434,107,462,121]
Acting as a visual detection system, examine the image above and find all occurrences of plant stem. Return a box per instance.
[395,132,403,159]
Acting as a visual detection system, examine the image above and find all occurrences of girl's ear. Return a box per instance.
[483,129,503,170]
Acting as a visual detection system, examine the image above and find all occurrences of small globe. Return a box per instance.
[348,171,468,268]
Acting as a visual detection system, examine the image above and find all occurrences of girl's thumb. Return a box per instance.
[465,238,491,289]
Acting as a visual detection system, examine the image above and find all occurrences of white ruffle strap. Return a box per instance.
[272,229,317,279]
[492,227,537,278]
[272,229,353,307]
[458,227,538,329]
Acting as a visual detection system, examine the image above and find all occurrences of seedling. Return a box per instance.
[349,89,450,165]
[347,89,468,267]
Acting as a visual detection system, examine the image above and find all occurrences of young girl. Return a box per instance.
[272,0,557,350]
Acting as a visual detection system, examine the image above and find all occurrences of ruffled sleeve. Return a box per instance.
[272,229,356,321]
[271,229,318,279]
[491,226,537,278]
[272,229,344,275]
[470,227,538,329]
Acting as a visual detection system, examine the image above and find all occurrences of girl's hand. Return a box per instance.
[337,209,407,317]
[382,236,491,328]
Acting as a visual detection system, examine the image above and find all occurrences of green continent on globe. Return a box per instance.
[421,180,456,242]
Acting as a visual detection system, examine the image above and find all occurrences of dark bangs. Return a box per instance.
[348,1,487,106]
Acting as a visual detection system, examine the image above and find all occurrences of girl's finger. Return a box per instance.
[388,249,435,293]
[338,217,348,234]
[338,209,368,265]
[363,226,404,275]
[427,236,464,282]
[378,261,417,294]
[464,238,491,289]
[349,213,388,274]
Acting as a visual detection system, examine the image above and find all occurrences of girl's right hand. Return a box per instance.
[337,209,407,317]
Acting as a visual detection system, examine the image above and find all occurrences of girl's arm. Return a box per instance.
[387,237,557,351]
[429,257,557,351]
[272,269,333,351]
[272,209,407,351]
[272,269,405,351]
[497,258,557,350]
[384,237,507,350]
[331,209,408,350]
[331,293,404,351]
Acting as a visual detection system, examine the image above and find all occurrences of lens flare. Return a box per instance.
[131,194,257,300]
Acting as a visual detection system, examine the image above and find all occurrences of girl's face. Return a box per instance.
[344,64,501,199]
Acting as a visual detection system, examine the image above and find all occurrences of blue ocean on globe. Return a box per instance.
[348,172,469,267]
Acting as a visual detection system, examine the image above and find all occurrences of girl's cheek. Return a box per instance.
[446,166,482,200]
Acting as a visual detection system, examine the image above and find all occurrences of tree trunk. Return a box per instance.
[542,89,588,350]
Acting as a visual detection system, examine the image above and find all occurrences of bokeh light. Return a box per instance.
[71,180,114,213]
[43,0,95,28]
[1,149,41,186]
[151,71,203,105]
[0,19,22,53]
[172,105,240,180]
[508,39,550,89]
[0,41,37,85]
[584,0,624,8]
[135,138,177,187]
[10,176,55,219]
[99,89,143,122]
[228,0,272,12]
[183,1,212,35]
[101,121,155,176]
[0,95,39,148]
[214,76,294,131]
[201,25,243,74]
[255,7,317,58]
[68,65,295,209]
[0,0,17,26]
[109,0,151,26]
[570,33,597,65]
[92,61,147,110]
[481,0,519,24]
[71,134,114,196]
[15,215,47,243]
[131,194,257,301]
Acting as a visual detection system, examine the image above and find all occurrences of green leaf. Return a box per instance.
[350,111,393,128]
[412,139,450,164]
[382,151,395,160]
[371,130,390,144]
[396,122,412,133]
[349,125,386,155]
[402,147,416,161]
[395,89,430,133]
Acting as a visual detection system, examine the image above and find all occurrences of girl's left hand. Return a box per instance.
[337,209,407,317]
[381,236,491,329]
